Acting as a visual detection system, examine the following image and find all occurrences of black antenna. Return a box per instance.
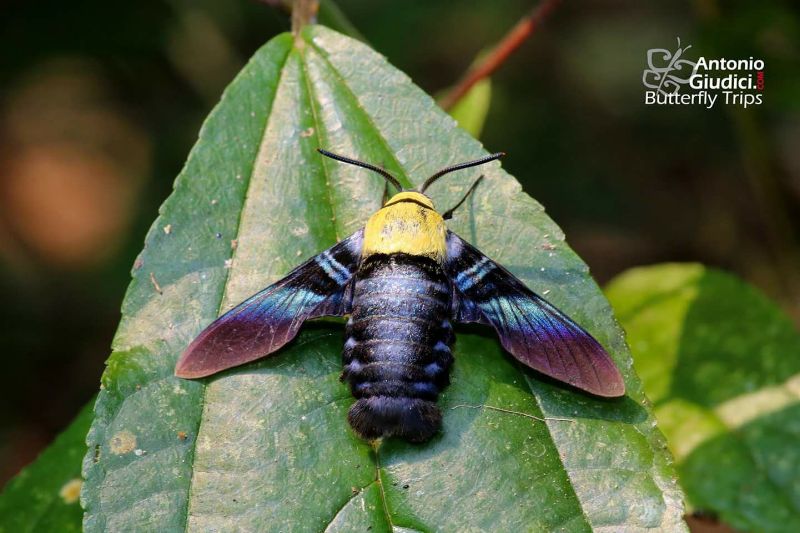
[419,152,505,193]
[317,149,403,191]
[442,175,484,220]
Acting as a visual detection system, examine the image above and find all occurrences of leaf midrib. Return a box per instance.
[298,47,342,242]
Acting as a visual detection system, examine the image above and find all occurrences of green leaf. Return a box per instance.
[447,78,492,138]
[0,401,92,533]
[606,263,800,532]
[82,25,685,531]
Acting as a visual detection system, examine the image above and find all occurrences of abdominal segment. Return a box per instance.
[342,253,454,442]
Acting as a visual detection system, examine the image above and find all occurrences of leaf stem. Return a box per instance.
[438,0,561,111]
[291,0,319,36]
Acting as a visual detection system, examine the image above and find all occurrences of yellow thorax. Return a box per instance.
[362,192,447,263]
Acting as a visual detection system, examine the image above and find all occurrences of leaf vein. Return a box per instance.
[181,44,294,532]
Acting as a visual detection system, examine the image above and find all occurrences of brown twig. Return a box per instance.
[291,0,319,36]
[439,0,561,111]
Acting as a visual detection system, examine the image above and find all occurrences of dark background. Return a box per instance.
[1,0,798,490]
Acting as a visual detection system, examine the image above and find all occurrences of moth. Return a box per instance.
[175,149,625,443]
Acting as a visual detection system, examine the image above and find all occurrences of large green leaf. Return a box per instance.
[0,401,92,533]
[606,263,800,532]
[82,25,685,531]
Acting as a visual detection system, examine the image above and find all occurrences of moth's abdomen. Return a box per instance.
[343,253,453,442]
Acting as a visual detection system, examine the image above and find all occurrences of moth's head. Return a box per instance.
[383,191,435,210]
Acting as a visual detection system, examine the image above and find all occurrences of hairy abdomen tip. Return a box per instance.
[348,396,441,443]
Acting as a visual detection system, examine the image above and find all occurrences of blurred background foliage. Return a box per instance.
[1,0,798,524]
[607,264,800,532]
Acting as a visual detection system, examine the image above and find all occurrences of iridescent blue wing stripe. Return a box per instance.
[445,231,624,397]
[175,228,364,378]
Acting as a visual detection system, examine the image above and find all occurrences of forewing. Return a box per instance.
[175,229,364,378]
[446,231,625,397]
